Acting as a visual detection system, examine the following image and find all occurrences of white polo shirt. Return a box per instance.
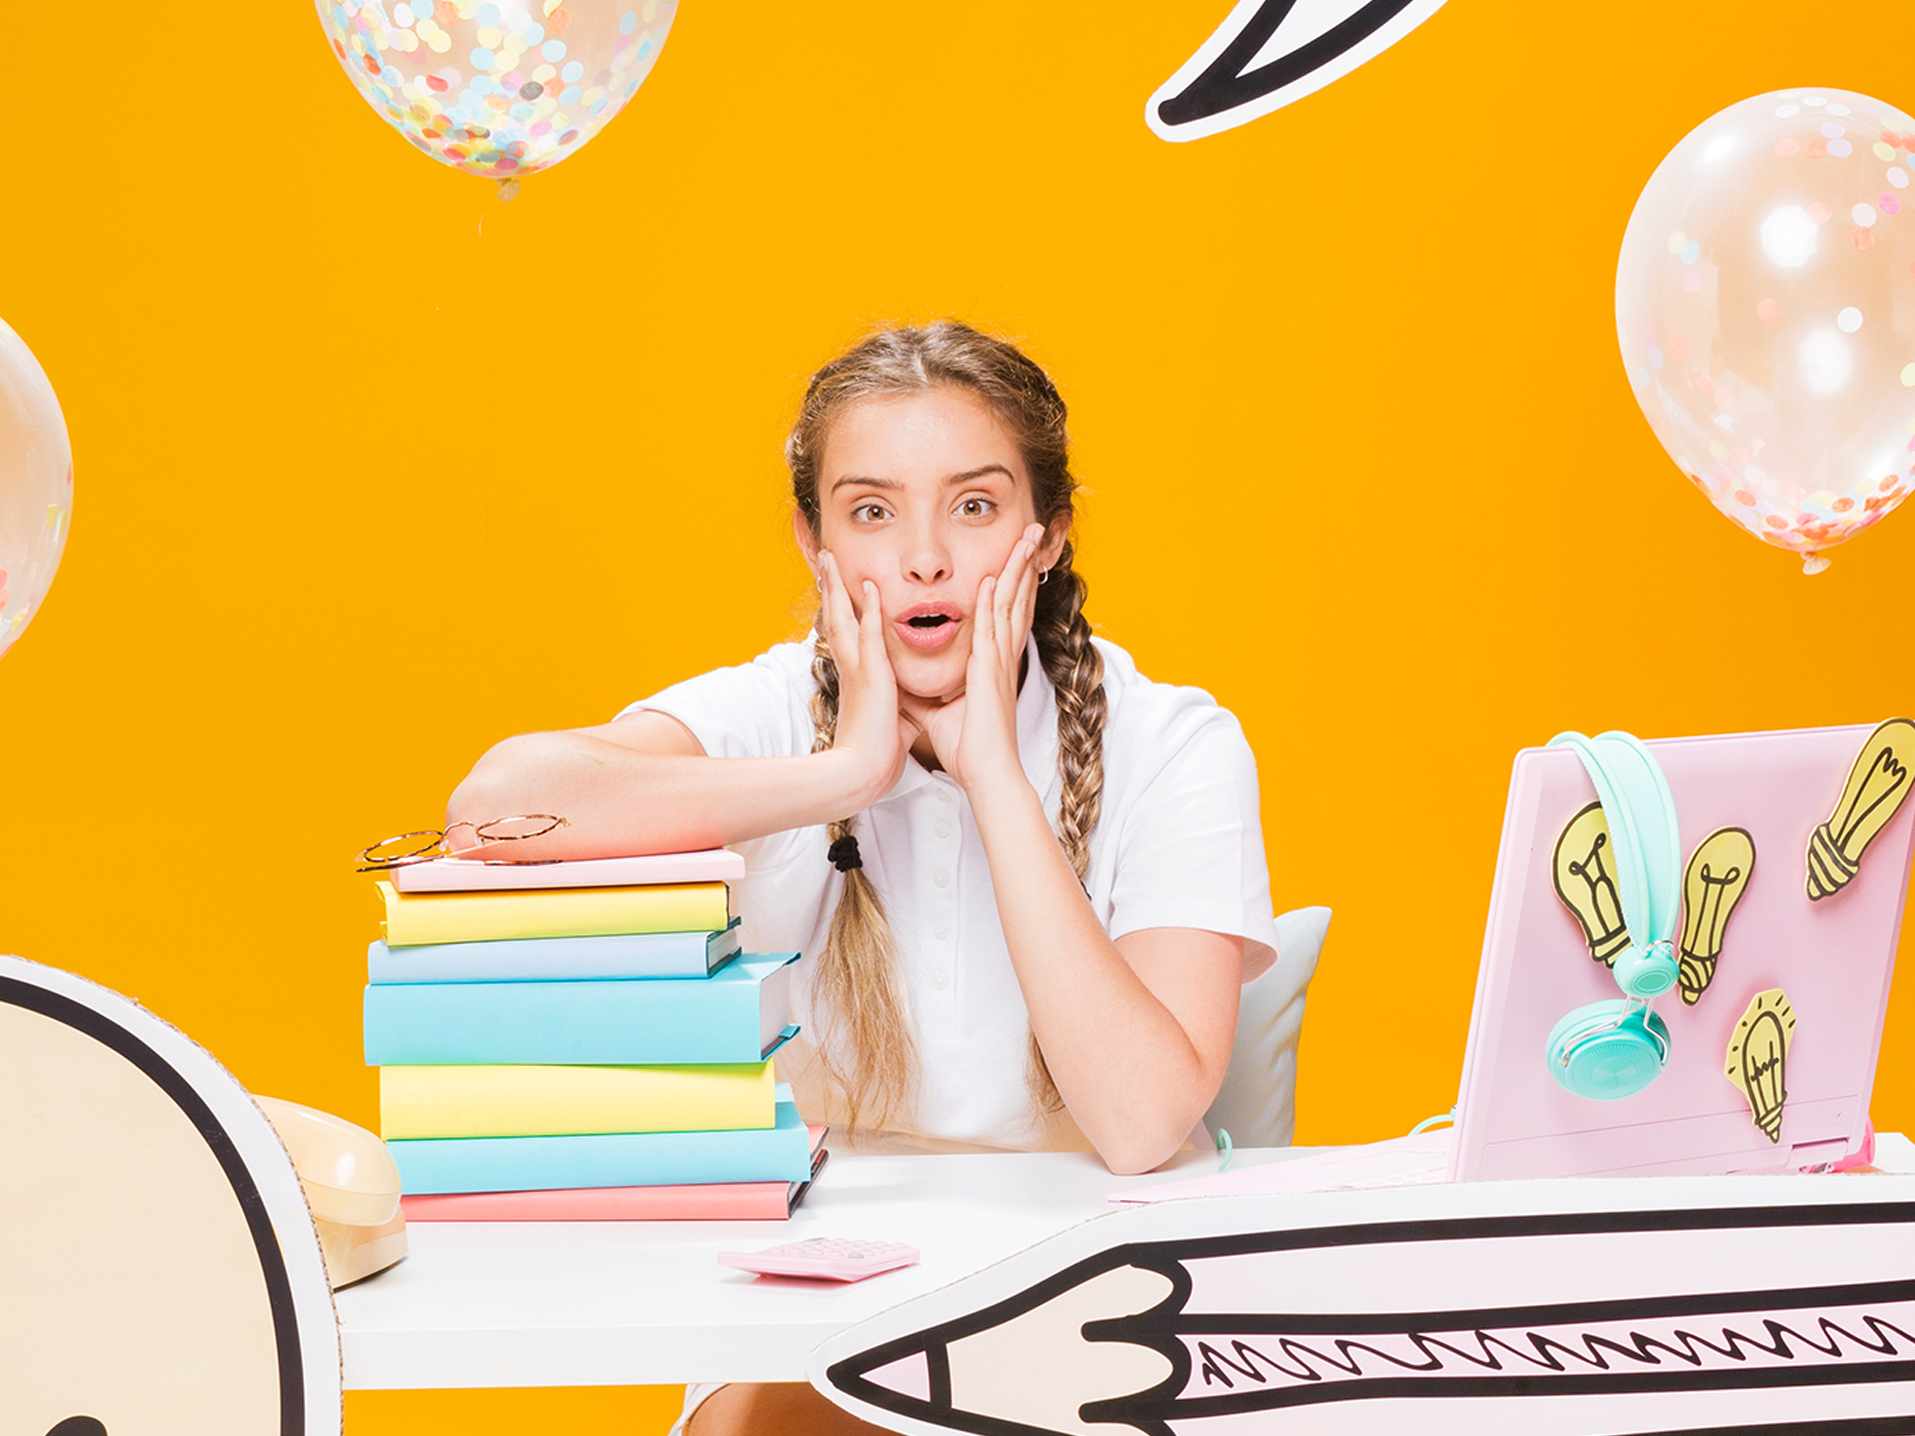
[623,635,1279,1153]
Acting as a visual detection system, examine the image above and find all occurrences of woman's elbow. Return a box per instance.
[1088,1070,1226,1175]
[1097,1129,1189,1177]
[446,731,575,826]
[1093,1104,1210,1176]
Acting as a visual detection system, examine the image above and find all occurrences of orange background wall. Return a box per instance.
[5,3,1913,1432]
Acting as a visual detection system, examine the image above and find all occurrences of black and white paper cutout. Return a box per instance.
[1148,0,1450,142]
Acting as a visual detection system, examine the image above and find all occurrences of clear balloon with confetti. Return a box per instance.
[316,0,677,189]
[1617,89,1915,572]
[0,318,73,659]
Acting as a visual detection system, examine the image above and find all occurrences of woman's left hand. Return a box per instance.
[901,523,1046,793]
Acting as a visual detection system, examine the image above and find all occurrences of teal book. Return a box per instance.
[385,1088,816,1194]
[366,920,742,984]
[362,953,799,1066]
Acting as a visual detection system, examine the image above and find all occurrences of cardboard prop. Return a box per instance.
[1808,719,1915,901]
[810,1174,1915,1436]
[1148,0,1450,142]
[1725,989,1798,1144]
[0,955,342,1436]
[1677,827,1755,1005]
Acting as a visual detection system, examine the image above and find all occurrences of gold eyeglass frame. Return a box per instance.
[356,814,570,872]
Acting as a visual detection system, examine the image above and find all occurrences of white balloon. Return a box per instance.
[1617,89,1915,570]
[0,318,72,658]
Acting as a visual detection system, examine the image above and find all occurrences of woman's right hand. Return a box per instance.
[817,551,916,808]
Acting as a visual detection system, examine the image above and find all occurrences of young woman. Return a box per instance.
[446,322,1278,1434]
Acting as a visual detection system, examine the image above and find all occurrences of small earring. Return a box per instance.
[815,574,825,594]
[1038,568,1051,586]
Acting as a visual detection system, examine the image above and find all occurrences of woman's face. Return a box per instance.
[802,386,1063,702]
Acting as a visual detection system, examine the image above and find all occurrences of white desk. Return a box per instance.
[336,1145,1223,1389]
[335,1134,1915,1391]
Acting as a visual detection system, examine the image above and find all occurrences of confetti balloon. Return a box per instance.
[0,318,73,659]
[316,0,677,187]
[1617,89,1915,573]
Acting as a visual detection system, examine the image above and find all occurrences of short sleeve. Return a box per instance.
[615,641,816,762]
[1103,703,1280,981]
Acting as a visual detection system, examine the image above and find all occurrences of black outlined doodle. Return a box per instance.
[1807,719,1915,901]
[1148,0,1450,143]
[1679,827,1756,1004]
[0,958,340,1436]
[1553,801,1630,967]
[815,1198,1915,1435]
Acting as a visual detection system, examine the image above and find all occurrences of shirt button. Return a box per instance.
[934,921,951,940]
[931,972,949,990]
[933,868,950,888]
[934,819,952,839]
[935,785,954,803]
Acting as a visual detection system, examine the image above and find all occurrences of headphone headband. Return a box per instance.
[1547,731,1682,952]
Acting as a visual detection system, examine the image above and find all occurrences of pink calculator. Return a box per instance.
[717,1237,920,1282]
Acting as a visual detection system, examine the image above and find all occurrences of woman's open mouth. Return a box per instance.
[895,602,963,651]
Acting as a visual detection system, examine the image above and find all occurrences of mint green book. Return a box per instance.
[362,954,798,1065]
[386,1087,814,1194]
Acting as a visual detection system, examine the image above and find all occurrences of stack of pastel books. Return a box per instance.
[362,848,826,1221]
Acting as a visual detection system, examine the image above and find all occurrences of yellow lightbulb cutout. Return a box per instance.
[1677,827,1755,1005]
[1807,718,1915,900]
[1724,988,1796,1144]
[1552,801,1629,966]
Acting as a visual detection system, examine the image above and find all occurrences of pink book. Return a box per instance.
[401,1127,828,1221]
[391,848,747,894]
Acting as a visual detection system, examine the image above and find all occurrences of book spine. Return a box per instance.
[366,921,740,983]
[392,848,747,893]
[379,1059,776,1139]
[379,880,733,946]
[361,956,796,1065]
[400,1183,794,1221]
[385,1100,814,1194]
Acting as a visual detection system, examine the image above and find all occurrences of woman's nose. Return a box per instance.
[902,527,952,584]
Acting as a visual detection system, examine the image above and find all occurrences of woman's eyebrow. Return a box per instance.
[829,474,905,494]
[943,464,1014,486]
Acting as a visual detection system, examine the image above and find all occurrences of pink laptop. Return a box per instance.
[1447,722,1914,1182]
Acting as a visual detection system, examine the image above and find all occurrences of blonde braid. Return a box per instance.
[1039,549,1106,878]
[805,633,919,1134]
[1025,546,1107,1113]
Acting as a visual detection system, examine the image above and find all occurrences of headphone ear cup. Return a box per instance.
[1612,941,1680,1000]
[1545,1000,1671,1100]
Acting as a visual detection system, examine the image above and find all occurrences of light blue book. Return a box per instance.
[362,954,800,1066]
[386,1087,815,1194]
[366,919,742,984]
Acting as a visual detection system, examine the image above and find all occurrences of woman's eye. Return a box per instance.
[957,498,995,519]
[853,503,888,523]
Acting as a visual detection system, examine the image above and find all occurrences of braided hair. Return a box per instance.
[787,322,1106,1134]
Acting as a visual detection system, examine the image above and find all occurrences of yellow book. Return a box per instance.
[376,880,733,946]
[379,1061,776,1139]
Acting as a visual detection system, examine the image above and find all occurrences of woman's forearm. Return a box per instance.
[966,778,1239,1174]
[445,726,881,861]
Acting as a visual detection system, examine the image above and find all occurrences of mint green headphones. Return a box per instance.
[1544,731,1683,1100]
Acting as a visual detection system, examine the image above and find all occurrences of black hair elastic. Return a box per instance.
[828,835,863,872]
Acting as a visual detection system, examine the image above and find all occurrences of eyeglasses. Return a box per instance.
[357,815,570,872]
